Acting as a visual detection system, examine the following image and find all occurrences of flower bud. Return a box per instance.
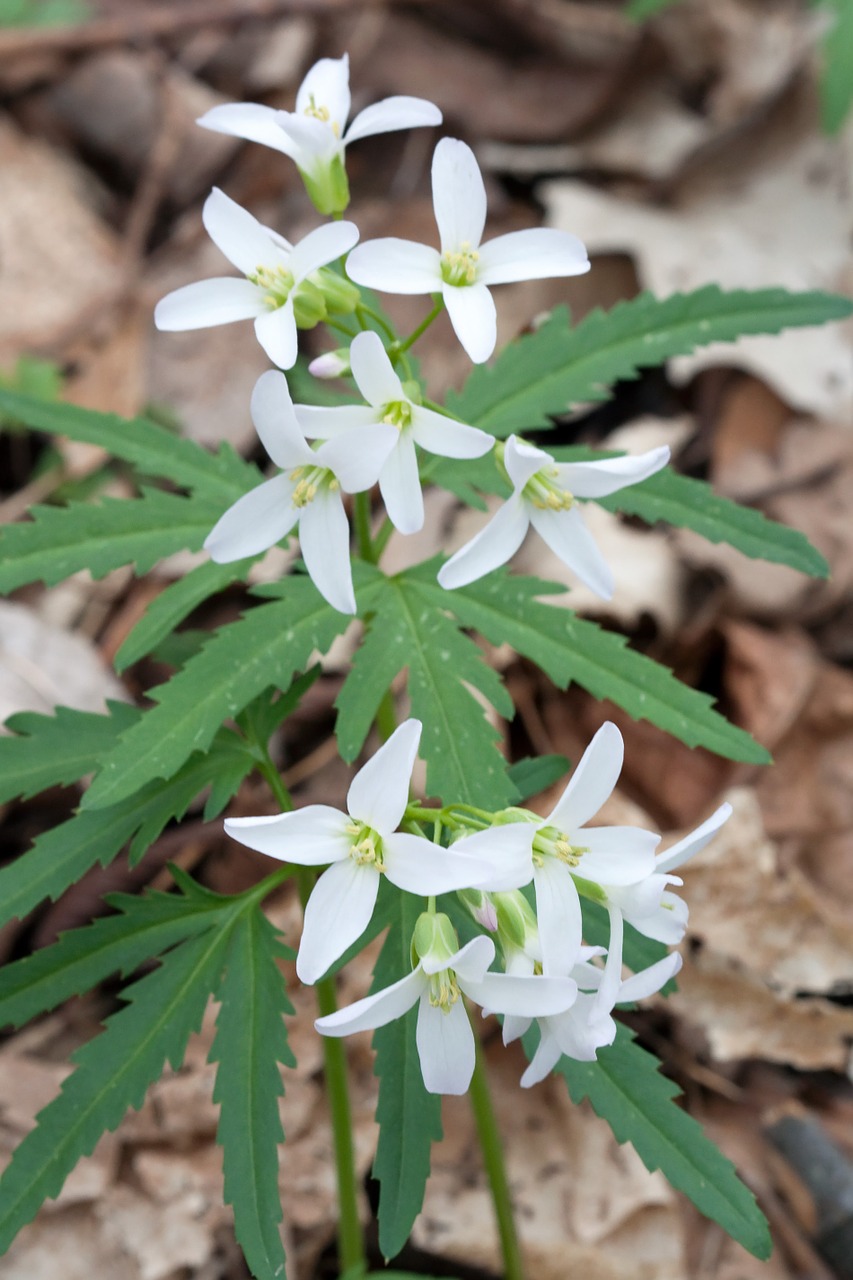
[309,348,351,379]
[300,153,351,217]
[313,266,360,316]
[413,911,458,966]
[457,888,498,932]
[292,279,327,329]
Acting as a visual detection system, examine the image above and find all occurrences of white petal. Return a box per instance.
[442,283,496,364]
[503,1013,532,1046]
[656,802,733,874]
[623,891,688,945]
[410,404,493,458]
[618,951,682,1003]
[316,965,425,1036]
[533,859,583,977]
[449,824,534,892]
[425,934,495,980]
[379,433,424,534]
[437,493,529,590]
[251,369,315,469]
[546,721,623,832]
[345,96,442,145]
[296,55,351,132]
[477,227,589,285]
[520,1027,562,1086]
[346,239,442,294]
[461,972,577,1018]
[197,103,299,158]
[224,805,350,864]
[275,112,338,170]
[204,473,299,562]
[384,832,496,895]
[528,504,615,599]
[346,718,421,833]
[289,221,359,282]
[416,994,475,1094]
[295,404,380,439]
[319,423,398,493]
[349,330,404,407]
[254,301,299,369]
[592,907,624,1022]
[503,434,552,491]
[298,489,356,614]
[202,187,287,276]
[556,447,670,499]
[154,278,264,331]
[575,826,660,885]
[297,858,379,983]
[431,137,486,253]
[608,873,675,920]
[550,993,613,1061]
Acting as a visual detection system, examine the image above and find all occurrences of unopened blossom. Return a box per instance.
[346,137,590,362]
[225,721,534,984]
[205,370,397,613]
[198,53,442,215]
[316,916,577,1094]
[297,330,493,534]
[438,435,670,598]
[154,188,358,369]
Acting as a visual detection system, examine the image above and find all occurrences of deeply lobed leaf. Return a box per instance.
[0,701,138,804]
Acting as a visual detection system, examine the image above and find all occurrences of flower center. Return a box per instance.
[248,263,295,310]
[533,826,587,869]
[440,241,480,287]
[381,399,413,432]
[523,466,574,512]
[304,95,341,137]
[428,969,461,1012]
[344,821,386,872]
[290,464,339,508]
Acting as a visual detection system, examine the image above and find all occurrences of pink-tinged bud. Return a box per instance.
[309,348,350,379]
[472,897,498,932]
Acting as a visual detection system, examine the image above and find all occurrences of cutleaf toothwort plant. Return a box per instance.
[0,48,848,1280]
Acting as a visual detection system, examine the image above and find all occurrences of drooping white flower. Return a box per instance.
[154,188,358,369]
[315,917,577,1094]
[224,721,534,984]
[204,370,397,613]
[346,137,590,363]
[198,54,442,215]
[438,435,671,598]
[296,330,493,534]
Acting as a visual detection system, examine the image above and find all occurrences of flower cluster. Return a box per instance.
[226,718,731,1094]
[155,53,670,615]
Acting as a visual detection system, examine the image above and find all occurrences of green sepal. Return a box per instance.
[300,153,350,216]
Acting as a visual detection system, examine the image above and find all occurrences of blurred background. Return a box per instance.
[0,1,852,1277]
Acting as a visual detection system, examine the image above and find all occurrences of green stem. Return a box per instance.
[297,868,366,1274]
[396,298,444,354]
[255,755,294,813]
[469,1037,525,1280]
[326,317,358,340]
[353,491,376,563]
[371,515,395,561]
[356,302,396,343]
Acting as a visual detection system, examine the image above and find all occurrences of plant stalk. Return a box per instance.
[469,1036,526,1280]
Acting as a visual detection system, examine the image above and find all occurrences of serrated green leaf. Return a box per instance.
[0,729,255,928]
[506,753,571,803]
[0,388,259,503]
[0,877,231,1030]
[0,488,230,593]
[0,701,138,804]
[336,566,516,807]
[819,0,853,133]
[0,923,236,1252]
[448,288,853,437]
[115,558,254,671]
[83,580,351,812]
[416,568,770,764]
[212,909,294,1280]
[546,1024,771,1258]
[372,893,442,1260]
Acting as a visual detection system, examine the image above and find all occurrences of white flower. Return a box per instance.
[438,435,671,598]
[315,920,577,1094]
[518,950,684,1087]
[346,137,590,363]
[522,722,662,976]
[204,370,397,613]
[296,330,493,534]
[154,188,358,369]
[224,721,534,984]
[198,54,442,215]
